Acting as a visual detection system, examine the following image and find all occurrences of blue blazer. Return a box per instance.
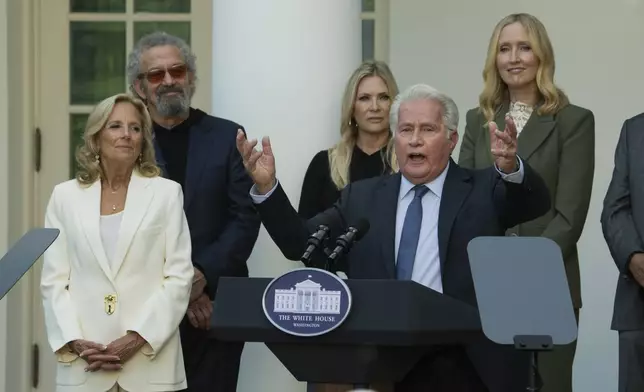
[153,112,261,299]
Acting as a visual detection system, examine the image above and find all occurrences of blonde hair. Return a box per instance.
[75,93,161,185]
[479,13,569,122]
[328,60,399,189]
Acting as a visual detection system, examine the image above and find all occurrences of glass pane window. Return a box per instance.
[134,22,191,44]
[70,0,126,13]
[134,0,190,13]
[69,114,89,178]
[70,22,126,105]
[362,0,375,12]
[361,19,375,61]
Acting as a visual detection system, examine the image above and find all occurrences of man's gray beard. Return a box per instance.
[155,92,190,117]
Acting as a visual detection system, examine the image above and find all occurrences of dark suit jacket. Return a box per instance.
[256,159,551,392]
[601,113,644,331]
[459,103,595,309]
[154,114,261,300]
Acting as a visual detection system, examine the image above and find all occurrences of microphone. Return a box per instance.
[326,219,370,264]
[300,225,331,264]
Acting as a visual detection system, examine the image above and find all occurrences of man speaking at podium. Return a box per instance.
[236,84,551,392]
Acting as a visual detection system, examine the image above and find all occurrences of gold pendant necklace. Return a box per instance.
[108,185,120,211]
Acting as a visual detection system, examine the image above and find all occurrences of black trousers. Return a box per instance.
[179,318,245,392]
[619,330,644,392]
[394,346,488,392]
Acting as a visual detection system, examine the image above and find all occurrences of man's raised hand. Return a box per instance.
[235,129,276,194]
[489,115,519,173]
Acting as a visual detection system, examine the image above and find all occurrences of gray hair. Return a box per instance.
[389,84,459,135]
[126,32,197,95]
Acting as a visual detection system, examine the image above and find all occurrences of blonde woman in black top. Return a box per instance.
[298,60,399,219]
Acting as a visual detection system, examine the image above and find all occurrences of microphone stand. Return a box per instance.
[323,247,335,272]
[300,225,330,266]
[324,226,362,272]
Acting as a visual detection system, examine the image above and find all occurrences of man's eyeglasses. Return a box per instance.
[138,64,188,84]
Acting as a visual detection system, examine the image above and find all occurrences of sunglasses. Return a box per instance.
[138,64,188,84]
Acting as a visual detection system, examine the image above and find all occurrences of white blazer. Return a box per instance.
[40,173,194,392]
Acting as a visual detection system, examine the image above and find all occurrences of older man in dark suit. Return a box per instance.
[601,113,644,392]
[127,32,261,392]
[236,83,551,392]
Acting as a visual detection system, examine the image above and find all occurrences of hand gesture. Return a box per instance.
[187,292,212,330]
[489,115,518,173]
[70,339,121,372]
[629,253,644,287]
[190,267,207,303]
[235,129,276,194]
[99,332,146,368]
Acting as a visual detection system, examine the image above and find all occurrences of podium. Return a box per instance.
[211,277,482,384]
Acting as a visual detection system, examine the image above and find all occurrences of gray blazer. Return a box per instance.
[601,112,644,330]
[460,103,595,309]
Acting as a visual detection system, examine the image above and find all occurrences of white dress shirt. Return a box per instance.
[99,211,123,272]
[394,160,524,292]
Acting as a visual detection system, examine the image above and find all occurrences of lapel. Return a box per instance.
[493,101,511,137]
[437,161,473,271]
[79,181,114,283]
[376,173,402,278]
[183,120,211,209]
[516,106,556,161]
[110,173,154,277]
[633,127,644,175]
[631,128,644,230]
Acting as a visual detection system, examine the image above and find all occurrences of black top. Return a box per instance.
[298,144,389,219]
[152,108,205,189]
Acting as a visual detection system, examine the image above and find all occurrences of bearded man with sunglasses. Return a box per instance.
[127,32,261,392]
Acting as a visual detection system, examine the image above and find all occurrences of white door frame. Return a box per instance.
[361,0,390,62]
[4,0,37,391]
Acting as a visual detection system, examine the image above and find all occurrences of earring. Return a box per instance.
[95,154,100,162]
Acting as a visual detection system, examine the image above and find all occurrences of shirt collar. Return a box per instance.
[398,160,450,200]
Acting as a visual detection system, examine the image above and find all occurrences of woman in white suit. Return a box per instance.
[40,93,194,392]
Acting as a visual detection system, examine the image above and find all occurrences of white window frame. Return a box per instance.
[361,0,390,62]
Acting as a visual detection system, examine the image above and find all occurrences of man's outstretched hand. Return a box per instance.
[489,115,519,173]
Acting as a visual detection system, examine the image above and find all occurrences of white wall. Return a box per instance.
[0,0,9,390]
[391,0,644,391]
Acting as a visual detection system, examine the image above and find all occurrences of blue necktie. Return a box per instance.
[396,185,430,280]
